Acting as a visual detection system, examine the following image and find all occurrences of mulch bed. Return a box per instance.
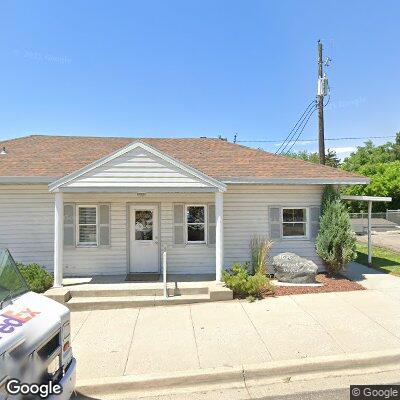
[262,273,365,297]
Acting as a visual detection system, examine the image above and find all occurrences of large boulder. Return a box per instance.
[272,252,318,283]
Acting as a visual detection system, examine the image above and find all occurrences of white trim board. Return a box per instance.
[0,176,58,184]
[48,141,226,193]
[221,177,369,185]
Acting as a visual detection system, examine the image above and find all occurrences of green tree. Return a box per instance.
[341,133,400,172]
[316,200,357,275]
[321,185,341,215]
[288,149,340,168]
[340,134,400,212]
[342,161,400,212]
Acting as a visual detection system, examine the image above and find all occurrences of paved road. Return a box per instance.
[357,232,400,253]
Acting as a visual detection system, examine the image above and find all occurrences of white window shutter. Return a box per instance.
[173,204,185,244]
[310,206,321,239]
[208,204,216,245]
[63,203,75,246]
[269,206,282,240]
[99,204,111,246]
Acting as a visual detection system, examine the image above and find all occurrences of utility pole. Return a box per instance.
[317,40,326,165]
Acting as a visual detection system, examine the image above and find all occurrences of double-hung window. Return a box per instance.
[77,205,98,246]
[282,208,308,238]
[186,205,206,243]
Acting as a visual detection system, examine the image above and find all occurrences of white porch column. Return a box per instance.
[215,191,224,282]
[53,192,64,287]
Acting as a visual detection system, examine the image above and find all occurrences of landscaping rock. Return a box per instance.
[272,252,318,283]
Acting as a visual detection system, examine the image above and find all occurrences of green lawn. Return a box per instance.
[356,243,400,276]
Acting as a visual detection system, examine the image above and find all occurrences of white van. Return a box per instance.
[0,248,76,399]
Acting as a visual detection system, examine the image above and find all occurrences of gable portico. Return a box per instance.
[49,141,226,286]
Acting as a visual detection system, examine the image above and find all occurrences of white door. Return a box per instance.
[129,205,159,273]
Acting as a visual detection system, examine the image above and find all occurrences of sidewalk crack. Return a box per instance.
[334,291,400,343]
[289,295,347,354]
[242,365,252,399]
[189,305,202,369]
[123,308,141,376]
[240,302,273,360]
[72,310,91,343]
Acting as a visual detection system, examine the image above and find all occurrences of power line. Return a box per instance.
[281,93,330,154]
[284,107,318,154]
[236,135,396,144]
[275,100,317,154]
[279,95,331,155]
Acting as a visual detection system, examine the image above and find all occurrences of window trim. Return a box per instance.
[76,205,98,247]
[185,204,207,244]
[281,207,309,240]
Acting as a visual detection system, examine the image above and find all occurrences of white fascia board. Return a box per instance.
[54,186,219,193]
[0,176,58,184]
[221,177,370,185]
[342,195,392,202]
[48,141,226,193]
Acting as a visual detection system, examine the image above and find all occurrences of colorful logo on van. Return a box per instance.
[0,308,41,338]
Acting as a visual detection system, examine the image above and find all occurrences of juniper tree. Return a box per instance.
[316,199,357,275]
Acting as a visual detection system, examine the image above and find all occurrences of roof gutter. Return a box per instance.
[221,177,370,185]
[0,176,58,184]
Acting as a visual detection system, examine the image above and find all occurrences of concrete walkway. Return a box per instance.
[345,261,400,300]
[71,268,400,381]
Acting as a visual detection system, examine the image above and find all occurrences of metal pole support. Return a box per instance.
[368,201,372,267]
[163,250,167,298]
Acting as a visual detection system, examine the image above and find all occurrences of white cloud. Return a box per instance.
[329,146,356,154]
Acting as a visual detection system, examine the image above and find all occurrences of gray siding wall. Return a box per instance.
[223,184,324,269]
[0,184,324,276]
[63,147,213,189]
[0,185,54,267]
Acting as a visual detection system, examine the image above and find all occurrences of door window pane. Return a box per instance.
[135,210,153,240]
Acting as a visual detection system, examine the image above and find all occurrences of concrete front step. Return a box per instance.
[45,283,233,310]
[68,286,209,298]
[67,294,212,311]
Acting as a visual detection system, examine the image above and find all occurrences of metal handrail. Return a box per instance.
[162,248,168,298]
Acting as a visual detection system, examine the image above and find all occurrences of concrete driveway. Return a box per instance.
[71,277,400,381]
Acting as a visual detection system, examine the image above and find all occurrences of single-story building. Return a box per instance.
[0,135,368,285]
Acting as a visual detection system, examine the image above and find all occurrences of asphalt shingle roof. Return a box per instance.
[0,135,366,182]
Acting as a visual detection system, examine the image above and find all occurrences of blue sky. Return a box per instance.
[0,0,399,158]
